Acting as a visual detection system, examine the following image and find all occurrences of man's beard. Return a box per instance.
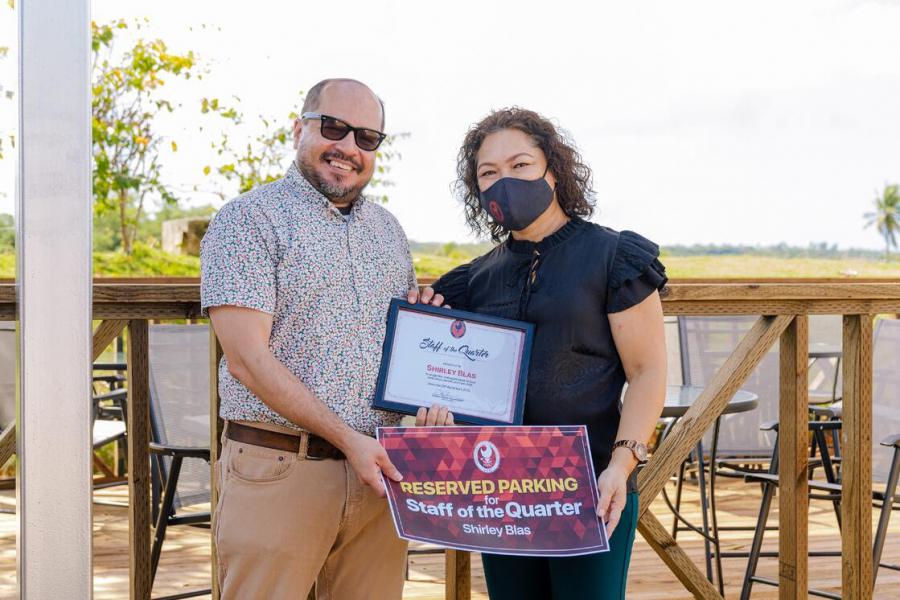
[296,150,368,205]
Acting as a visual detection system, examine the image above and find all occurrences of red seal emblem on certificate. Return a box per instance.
[450,319,466,339]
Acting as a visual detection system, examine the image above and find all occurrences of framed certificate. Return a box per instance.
[373,299,534,425]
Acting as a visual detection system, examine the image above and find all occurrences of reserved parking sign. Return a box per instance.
[377,425,609,557]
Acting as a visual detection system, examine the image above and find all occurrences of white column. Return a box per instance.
[17,0,93,598]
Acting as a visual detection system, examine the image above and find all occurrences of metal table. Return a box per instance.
[662,384,758,418]
[93,352,127,372]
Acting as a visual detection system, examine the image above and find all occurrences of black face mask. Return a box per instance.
[479,166,554,232]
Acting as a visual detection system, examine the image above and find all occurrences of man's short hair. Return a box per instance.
[301,78,386,130]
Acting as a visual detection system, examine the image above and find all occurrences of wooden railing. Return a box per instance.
[1,279,899,600]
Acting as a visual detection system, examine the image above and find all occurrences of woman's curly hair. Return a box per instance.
[454,107,595,242]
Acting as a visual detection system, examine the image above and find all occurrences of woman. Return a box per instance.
[431,108,668,599]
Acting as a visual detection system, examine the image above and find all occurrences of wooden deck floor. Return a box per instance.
[1,477,898,599]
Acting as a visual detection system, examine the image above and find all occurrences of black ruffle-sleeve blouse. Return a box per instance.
[432,218,667,491]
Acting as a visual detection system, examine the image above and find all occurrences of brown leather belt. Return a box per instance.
[226,422,345,460]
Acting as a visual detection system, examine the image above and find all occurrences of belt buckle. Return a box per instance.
[304,436,327,461]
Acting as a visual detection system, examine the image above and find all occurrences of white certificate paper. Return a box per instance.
[382,307,526,423]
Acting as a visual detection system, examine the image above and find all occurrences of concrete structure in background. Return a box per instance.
[162,217,210,256]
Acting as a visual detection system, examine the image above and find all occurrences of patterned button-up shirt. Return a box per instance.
[201,164,415,435]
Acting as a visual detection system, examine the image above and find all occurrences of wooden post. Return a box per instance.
[209,327,224,600]
[841,315,873,599]
[778,315,809,598]
[92,319,127,360]
[445,550,470,600]
[127,320,152,600]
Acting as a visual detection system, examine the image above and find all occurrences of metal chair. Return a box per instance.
[147,324,211,600]
[679,316,780,460]
[808,315,843,406]
[0,323,16,504]
[740,423,899,599]
[670,316,781,592]
[679,315,841,461]
[672,315,844,592]
[740,318,900,599]
[1,322,128,496]
[90,395,129,488]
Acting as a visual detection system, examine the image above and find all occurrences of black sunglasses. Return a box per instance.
[301,112,387,152]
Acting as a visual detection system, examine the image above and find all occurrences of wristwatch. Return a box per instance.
[612,439,649,464]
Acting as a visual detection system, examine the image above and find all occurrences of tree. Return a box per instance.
[8,16,409,257]
[864,183,900,259]
[0,212,13,250]
[201,95,407,203]
[0,1,15,161]
[92,19,201,254]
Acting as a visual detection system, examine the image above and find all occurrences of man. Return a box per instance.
[201,78,446,599]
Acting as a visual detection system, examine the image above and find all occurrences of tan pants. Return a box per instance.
[214,423,408,599]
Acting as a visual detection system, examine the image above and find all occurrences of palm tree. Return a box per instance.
[864,184,900,259]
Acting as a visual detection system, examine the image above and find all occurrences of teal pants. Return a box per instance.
[481,492,639,600]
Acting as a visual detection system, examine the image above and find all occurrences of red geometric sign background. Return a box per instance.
[377,425,609,556]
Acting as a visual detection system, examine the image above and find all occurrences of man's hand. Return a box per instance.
[415,404,455,426]
[407,286,446,307]
[341,432,402,498]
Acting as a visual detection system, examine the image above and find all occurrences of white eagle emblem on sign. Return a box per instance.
[473,440,500,474]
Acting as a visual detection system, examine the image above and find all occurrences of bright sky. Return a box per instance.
[2,0,899,248]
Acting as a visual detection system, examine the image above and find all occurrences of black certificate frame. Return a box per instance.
[373,298,534,426]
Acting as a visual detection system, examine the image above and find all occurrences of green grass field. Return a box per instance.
[659,255,900,279]
[2,247,900,279]
[415,253,900,279]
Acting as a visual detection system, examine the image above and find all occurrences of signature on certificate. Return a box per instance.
[432,390,465,404]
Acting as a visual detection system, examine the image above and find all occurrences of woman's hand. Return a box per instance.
[407,286,446,307]
[415,404,455,426]
[596,462,631,537]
